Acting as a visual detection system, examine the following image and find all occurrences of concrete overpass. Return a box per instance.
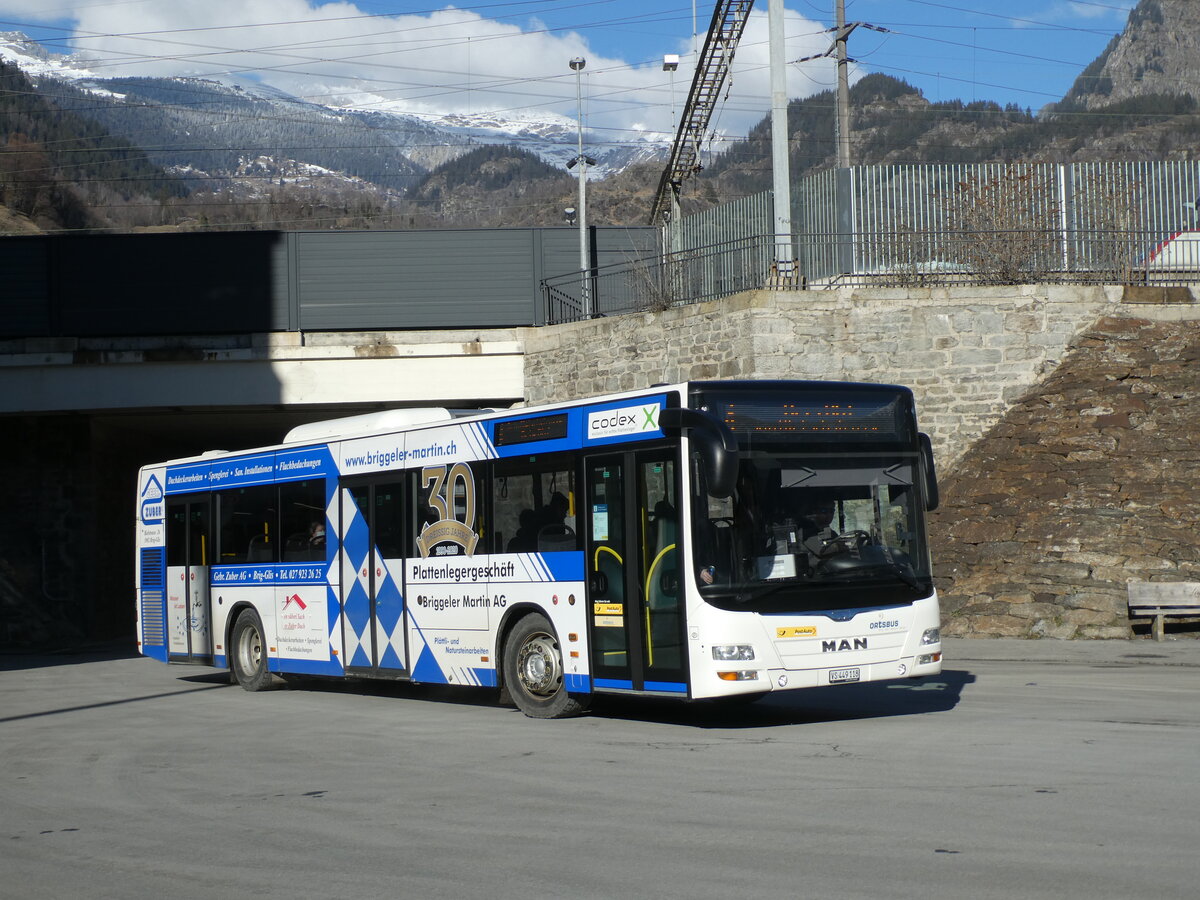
[2,225,655,646]
[0,324,529,647]
[3,327,525,429]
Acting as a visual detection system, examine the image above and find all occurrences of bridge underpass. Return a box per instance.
[0,328,526,646]
[0,226,665,646]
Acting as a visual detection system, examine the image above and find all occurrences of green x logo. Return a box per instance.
[642,406,658,430]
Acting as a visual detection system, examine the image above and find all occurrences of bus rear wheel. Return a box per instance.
[230,609,272,692]
[503,613,587,719]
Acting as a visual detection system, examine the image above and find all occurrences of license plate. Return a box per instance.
[829,667,860,684]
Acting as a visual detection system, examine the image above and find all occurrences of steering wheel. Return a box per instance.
[820,530,872,555]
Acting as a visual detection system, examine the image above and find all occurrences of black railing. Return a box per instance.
[542,235,780,324]
[543,228,1200,323]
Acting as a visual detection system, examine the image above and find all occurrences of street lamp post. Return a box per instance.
[568,56,590,318]
[663,54,679,125]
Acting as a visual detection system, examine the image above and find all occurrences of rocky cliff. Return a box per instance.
[931,303,1200,638]
[1059,0,1200,110]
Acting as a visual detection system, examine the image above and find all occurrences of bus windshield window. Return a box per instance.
[693,453,933,612]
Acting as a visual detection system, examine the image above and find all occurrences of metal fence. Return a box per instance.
[541,161,1200,322]
[675,190,773,255]
[800,161,1200,285]
[543,234,778,324]
[798,227,1200,287]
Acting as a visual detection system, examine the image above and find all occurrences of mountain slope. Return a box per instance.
[0,31,660,195]
[1057,0,1200,111]
[403,144,572,227]
[0,59,186,231]
[684,69,1200,209]
[5,1,1200,233]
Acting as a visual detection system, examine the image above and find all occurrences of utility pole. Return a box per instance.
[768,0,793,274]
[796,4,887,170]
[568,57,593,318]
[835,0,852,169]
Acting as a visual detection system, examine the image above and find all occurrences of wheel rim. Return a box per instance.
[237,623,262,674]
[516,631,562,697]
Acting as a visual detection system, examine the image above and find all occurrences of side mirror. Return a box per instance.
[919,432,939,511]
[659,407,738,498]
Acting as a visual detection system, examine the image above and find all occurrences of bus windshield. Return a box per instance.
[693,451,933,613]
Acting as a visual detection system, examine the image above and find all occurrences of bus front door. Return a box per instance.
[585,452,687,695]
[341,481,408,675]
[166,496,212,663]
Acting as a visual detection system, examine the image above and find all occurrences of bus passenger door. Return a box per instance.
[584,451,686,694]
[166,496,212,663]
[341,480,408,675]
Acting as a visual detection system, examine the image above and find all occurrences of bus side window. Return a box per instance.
[279,479,326,562]
[409,466,487,558]
[493,457,578,554]
[217,485,277,565]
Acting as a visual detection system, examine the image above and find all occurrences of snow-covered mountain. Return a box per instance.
[0,31,663,190]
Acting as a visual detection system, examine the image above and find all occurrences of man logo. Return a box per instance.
[822,638,867,652]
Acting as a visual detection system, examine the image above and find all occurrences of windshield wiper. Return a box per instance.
[700,580,794,605]
[879,562,920,589]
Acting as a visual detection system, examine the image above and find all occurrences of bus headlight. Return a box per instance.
[712,644,755,661]
[921,627,940,646]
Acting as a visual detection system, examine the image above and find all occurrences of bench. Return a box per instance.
[1128,582,1200,641]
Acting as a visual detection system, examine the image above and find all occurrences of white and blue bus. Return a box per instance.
[135,380,942,717]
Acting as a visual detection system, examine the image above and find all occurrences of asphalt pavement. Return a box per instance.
[2,636,1198,900]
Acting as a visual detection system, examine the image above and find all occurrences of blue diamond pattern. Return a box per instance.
[341,494,372,665]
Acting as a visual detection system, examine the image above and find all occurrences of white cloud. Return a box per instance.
[1,2,837,139]
[1019,1,1135,27]
[1064,0,1136,20]
[0,0,67,15]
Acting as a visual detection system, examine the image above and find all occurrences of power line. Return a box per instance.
[0,2,1137,145]
[895,0,1122,36]
[0,0,1183,209]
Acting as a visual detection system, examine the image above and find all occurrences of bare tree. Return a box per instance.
[1071,166,1144,283]
[942,164,1062,284]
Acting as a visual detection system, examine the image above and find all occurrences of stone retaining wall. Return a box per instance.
[522,284,1120,467]
[523,284,1199,639]
[930,310,1200,639]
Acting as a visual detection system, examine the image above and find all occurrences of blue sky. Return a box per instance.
[0,1,1140,143]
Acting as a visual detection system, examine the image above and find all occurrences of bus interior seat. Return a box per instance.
[537,524,576,552]
[247,535,273,562]
[283,534,308,561]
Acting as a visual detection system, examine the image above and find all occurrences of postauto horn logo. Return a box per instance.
[587,403,661,440]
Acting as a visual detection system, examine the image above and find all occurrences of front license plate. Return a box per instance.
[829,667,860,684]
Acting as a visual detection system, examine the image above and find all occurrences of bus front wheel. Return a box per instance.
[230,609,272,692]
[503,613,587,719]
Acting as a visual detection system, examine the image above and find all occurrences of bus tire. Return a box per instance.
[230,609,272,692]
[503,613,587,719]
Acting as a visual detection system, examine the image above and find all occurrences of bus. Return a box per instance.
[134,380,942,718]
